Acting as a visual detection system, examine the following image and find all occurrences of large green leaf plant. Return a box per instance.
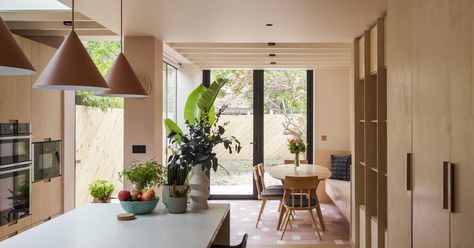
[164,78,241,177]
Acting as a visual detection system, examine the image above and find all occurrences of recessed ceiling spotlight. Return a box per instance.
[270,62,276,65]
[63,21,72,27]
[268,42,276,47]
[269,54,276,57]
[266,23,273,27]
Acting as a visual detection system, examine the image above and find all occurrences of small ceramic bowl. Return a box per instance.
[120,197,159,215]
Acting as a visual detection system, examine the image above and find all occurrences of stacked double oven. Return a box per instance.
[0,123,32,226]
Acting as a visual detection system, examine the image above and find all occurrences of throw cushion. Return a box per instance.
[330,155,351,181]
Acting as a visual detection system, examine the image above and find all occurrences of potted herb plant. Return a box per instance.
[119,159,166,192]
[165,78,242,210]
[89,179,115,203]
[288,136,306,168]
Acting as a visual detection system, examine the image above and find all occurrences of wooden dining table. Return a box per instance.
[268,164,332,231]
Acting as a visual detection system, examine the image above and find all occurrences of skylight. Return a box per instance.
[0,0,69,11]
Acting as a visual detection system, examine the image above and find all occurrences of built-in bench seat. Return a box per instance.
[325,179,350,221]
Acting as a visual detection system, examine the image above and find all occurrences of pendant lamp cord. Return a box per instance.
[121,0,123,52]
[72,0,75,31]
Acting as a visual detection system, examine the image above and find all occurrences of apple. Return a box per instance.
[130,194,138,201]
[137,194,143,201]
[118,190,131,201]
[142,192,154,201]
[145,189,155,198]
[132,189,142,195]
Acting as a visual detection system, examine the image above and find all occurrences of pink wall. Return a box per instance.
[123,36,163,190]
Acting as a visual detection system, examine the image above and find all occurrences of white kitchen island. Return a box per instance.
[0,203,230,248]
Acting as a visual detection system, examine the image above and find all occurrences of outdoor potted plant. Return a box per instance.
[165,78,242,210]
[117,159,166,214]
[89,179,115,203]
[288,136,306,168]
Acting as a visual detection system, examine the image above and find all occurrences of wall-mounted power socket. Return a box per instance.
[132,145,146,154]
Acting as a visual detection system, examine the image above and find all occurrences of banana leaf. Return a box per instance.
[198,78,228,113]
[164,118,183,143]
[184,84,216,125]
[184,85,206,124]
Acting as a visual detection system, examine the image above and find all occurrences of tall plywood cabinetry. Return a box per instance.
[387,0,474,247]
[0,35,63,238]
[386,1,413,247]
[354,16,387,248]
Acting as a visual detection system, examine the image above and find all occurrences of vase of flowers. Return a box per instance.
[165,78,242,210]
[288,137,306,168]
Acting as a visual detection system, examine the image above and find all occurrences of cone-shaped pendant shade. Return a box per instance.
[0,17,35,75]
[95,53,148,98]
[33,31,109,91]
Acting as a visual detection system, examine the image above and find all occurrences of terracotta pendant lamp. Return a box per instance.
[95,0,147,98]
[33,0,109,91]
[0,16,35,75]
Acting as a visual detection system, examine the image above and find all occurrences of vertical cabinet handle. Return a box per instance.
[449,163,455,213]
[406,153,412,191]
[442,161,449,209]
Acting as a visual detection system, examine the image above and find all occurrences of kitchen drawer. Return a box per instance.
[0,215,31,240]
[31,176,62,224]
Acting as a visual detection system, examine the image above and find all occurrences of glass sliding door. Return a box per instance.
[208,69,312,199]
[263,70,308,186]
[209,69,254,196]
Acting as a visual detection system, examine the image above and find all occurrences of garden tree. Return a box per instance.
[76,41,123,111]
[211,69,307,139]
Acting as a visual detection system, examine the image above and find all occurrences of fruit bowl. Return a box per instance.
[120,197,160,215]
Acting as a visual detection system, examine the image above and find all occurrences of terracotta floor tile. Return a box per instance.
[210,200,350,245]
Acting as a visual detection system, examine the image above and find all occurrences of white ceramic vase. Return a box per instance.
[189,165,210,210]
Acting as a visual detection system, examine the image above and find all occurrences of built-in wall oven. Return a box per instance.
[33,140,61,182]
[0,123,31,226]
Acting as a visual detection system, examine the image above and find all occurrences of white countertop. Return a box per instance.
[0,203,230,248]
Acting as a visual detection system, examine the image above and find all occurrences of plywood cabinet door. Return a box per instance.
[10,36,32,123]
[411,0,450,247]
[31,42,61,142]
[0,35,32,123]
[31,176,62,224]
[386,0,413,247]
[449,0,474,247]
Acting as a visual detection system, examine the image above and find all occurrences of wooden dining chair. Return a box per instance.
[280,176,324,240]
[253,165,284,228]
[284,159,309,164]
[256,163,283,191]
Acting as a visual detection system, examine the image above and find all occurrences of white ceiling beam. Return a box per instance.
[176,48,351,55]
[185,53,351,59]
[168,42,351,49]
[6,21,106,31]
[13,29,116,37]
[0,10,90,21]
[198,64,350,69]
